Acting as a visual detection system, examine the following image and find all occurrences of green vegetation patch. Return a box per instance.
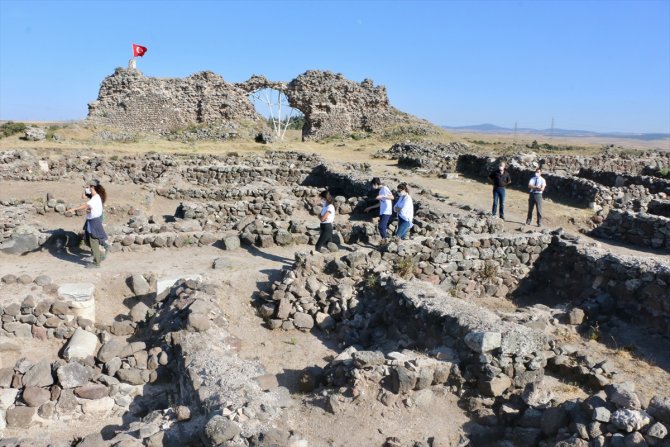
[0,121,27,138]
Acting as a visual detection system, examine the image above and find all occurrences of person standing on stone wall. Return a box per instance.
[364,177,394,241]
[67,180,108,268]
[488,161,511,220]
[526,168,546,227]
[394,183,414,240]
[315,190,335,253]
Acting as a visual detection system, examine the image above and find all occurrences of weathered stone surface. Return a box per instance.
[97,340,126,363]
[22,360,53,387]
[56,362,91,388]
[116,368,146,385]
[75,384,109,400]
[390,366,417,395]
[5,405,35,427]
[57,283,95,301]
[63,328,98,360]
[221,233,241,250]
[646,422,668,440]
[0,388,19,410]
[352,351,386,368]
[22,386,51,407]
[81,396,114,414]
[55,388,79,414]
[111,320,135,336]
[568,308,585,325]
[292,312,314,330]
[648,396,670,424]
[464,331,502,353]
[187,313,211,332]
[479,375,512,397]
[130,273,151,296]
[611,409,652,432]
[130,302,150,322]
[204,415,241,445]
[254,374,279,391]
[0,225,40,255]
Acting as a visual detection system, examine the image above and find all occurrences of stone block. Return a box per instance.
[63,328,98,361]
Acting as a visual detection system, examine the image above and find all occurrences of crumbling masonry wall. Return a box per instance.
[87,68,430,139]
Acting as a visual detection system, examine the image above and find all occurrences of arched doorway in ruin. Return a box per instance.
[248,87,304,141]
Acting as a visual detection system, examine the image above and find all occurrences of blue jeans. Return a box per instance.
[492,187,506,218]
[378,214,391,239]
[397,217,411,239]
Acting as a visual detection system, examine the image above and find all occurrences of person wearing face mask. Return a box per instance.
[315,190,335,252]
[394,183,414,240]
[488,161,511,220]
[526,168,546,227]
[67,180,108,268]
[364,177,394,241]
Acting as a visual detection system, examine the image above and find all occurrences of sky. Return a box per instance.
[1,0,669,134]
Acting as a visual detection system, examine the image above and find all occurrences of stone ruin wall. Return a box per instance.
[87,69,259,134]
[380,143,670,251]
[87,68,424,140]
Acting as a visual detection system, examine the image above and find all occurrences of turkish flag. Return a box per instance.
[132,44,147,57]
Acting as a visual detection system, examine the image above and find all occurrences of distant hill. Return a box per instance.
[442,124,670,141]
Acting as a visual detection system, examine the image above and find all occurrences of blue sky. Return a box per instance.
[1,0,669,133]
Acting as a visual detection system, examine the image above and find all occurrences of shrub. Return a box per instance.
[0,121,27,138]
[45,125,60,140]
[394,257,416,278]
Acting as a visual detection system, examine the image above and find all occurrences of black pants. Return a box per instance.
[315,223,333,251]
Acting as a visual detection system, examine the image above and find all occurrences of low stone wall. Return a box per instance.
[577,168,670,194]
[591,209,670,249]
[513,234,670,336]
[0,202,37,245]
[0,150,322,186]
[648,199,670,217]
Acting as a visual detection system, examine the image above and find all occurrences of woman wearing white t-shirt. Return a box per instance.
[394,183,414,239]
[67,180,108,268]
[364,177,394,240]
[315,190,335,252]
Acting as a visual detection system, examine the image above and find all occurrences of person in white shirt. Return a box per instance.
[364,177,394,240]
[315,190,336,252]
[526,168,546,227]
[67,180,108,268]
[393,183,414,239]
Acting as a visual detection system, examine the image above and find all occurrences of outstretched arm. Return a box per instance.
[66,203,89,214]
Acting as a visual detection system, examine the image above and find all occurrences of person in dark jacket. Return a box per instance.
[488,161,511,220]
[67,180,108,268]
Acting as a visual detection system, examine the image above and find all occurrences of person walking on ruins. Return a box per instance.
[526,168,546,227]
[67,180,108,268]
[315,190,336,252]
[364,177,394,241]
[394,183,414,240]
[488,161,511,220]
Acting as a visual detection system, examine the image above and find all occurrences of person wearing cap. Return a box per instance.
[364,177,394,240]
[526,168,546,227]
[488,161,511,220]
[67,180,108,268]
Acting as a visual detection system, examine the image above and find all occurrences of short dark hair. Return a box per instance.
[397,183,410,193]
[371,177,381,186]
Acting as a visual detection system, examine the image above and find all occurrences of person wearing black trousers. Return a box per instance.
[315,190,335,252]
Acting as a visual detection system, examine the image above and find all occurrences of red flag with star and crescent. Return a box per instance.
[132,44,147,57]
